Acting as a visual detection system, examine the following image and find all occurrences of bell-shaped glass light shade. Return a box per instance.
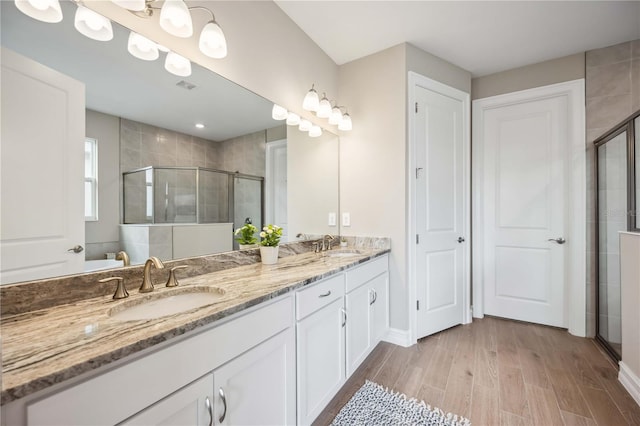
[309,125,322,138]
[299,119,312,132]
[338,113,353,131]
[199,20,227,59]
[159,0,193,38]
[272,104,288,121]
[128,32,159,61]
[328,106,343,125]
[302,87,319,112]
[164,51,192,77]
[316,96,332,118]
[286,113,300,126]
[110,0,145,11]
[75,5,113,41]
[15,0,62,23]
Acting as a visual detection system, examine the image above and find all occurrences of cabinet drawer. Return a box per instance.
[346,255,388,293]
[296,274,345,321]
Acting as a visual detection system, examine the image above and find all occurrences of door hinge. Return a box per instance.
[415,102,418,113]
[416,234,419,244]
[416,300,420,310]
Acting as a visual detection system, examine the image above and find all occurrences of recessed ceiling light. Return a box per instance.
[195,123,205,129]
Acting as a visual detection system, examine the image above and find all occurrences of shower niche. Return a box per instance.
[121,166,264,264]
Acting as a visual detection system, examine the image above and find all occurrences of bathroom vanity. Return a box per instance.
[1,247,390,425]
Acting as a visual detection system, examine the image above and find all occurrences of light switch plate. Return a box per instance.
[342,212,351,227]
[328,212,336,226]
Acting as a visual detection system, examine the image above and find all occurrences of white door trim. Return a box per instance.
[265,138,286,227]
[472,79,586,337]
[408,71,472,344]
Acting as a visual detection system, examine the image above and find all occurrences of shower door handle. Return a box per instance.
[547,237,566,245]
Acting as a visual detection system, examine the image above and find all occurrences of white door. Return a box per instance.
[265,140,287,238]
[479,95,568,327]
[1,48,85,284]
[414,78,469,339]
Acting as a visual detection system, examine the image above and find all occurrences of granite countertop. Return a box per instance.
[0,248,389,405]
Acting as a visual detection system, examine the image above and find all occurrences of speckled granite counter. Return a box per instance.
[1,247,389,405]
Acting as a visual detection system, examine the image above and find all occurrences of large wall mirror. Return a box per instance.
[0,0,339,284]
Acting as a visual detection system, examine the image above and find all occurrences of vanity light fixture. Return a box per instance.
[286,112,301,126]
[14,0,62,23]
[299,119,312,132]
[339,112,353,131]
[272,104,288,121]
[316,93,332,119]
[127,31,159,61]
[74,4,114,41]
[309,125,322,138]
[199,20,227,59]
[302,84,320,112]
[159,0,192,38]
[164,51,191,77]
[328,105,343,125]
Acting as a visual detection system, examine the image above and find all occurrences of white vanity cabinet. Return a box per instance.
[23,297,295,426]
[296,274,346,426]
[345,256,389,376]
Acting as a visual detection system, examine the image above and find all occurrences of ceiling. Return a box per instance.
[0,0,275,141]
[275,1,640,77]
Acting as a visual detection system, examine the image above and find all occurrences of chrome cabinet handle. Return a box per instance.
[319,290,331,298]
[67,245,84,253]
[547,237,566,244]
[219,387,227,423]
[205,396,213,426]
[369,289,378,305]
[341,308,347,327]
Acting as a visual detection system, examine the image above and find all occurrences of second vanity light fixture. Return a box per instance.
[14,0,228,77]
[302,84,353,131]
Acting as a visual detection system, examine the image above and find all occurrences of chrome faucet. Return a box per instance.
[140,256,165,293]
[322,235,335,251]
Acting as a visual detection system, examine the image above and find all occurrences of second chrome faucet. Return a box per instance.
[140,256,165,293]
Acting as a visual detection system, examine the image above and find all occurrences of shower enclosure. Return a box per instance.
[595,110,640,361]
[123,166,264,232]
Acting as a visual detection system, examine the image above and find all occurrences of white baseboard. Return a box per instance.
[619,362,640,407]
[383,328,414,347]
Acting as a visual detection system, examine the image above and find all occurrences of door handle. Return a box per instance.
[547,237,566,244]
[457,237,465,243]
[67,245,84,253]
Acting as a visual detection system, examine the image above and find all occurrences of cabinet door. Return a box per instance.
[345,283,372,377]
[213,328,295,426]
[297,297,346,425]
[370,272,389,345]
[120,374,213,426]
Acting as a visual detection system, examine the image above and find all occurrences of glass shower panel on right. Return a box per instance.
[597,130,627,358]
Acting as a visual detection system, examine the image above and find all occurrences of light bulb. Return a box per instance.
[199,21,227,59]
[110,0,146,11]
[14,0,62,23]
[299,120,312,132]
[338,113,353,131]
[159,0,193,38]
[286,113,300,126]
[329,106,343,125]
[164,51,192,77]
[302,86,319,112]
[128,32,159,61]
[316,95,331,118]
[272,104,288,121]
[309,126,322,138]
[75,5,113,41]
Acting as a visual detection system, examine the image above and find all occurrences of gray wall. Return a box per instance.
[586,39,640,337]
[471,53,585,100]
[85,110,121,260]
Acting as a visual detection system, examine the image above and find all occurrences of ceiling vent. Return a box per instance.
[176,80,196,90]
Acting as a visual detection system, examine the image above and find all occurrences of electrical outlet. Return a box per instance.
[342,212,351,227]
[328,212,336,226]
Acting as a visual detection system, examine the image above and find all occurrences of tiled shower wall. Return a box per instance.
[585,39,640,337]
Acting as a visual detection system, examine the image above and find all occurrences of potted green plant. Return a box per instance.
[259,224,283,264]
[234,223,258,249]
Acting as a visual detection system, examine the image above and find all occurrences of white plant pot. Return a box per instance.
[238,243,258,250]
[260,246,279,265]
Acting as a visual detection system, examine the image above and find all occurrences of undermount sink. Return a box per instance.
[324,249,364,258]
[109,287,228,321]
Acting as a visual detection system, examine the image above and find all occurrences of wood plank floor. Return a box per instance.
[312,316,640,426]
